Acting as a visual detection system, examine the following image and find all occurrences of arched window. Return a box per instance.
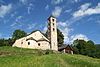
[28,42,30,45]
[21,42,23,44]
[38,43,40,46]
[52,19,55,22]
[53,28,55,31]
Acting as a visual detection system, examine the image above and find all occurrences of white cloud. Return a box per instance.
[60,27,73,44]
[80,3,91,10]
[51,0,63,5]
[45,5,49,10]
[43,26,47,33]
[0,4,12,18]
[70,34,89,43]
[58,22,73,44]
[58,22,68,27]
[27,23,36,30]
[52,6,62,17]
[64,16,83,26]
[71,0,80,3]
[19,0,27,4]
[10,22,17,27]
[74,0,79,3]
[15,16,23,22]
[42,22,48,33]
[10,17,24,29]
[10,22,23,29]
[73,3,100,17]
[28,7,31,14]
[27,3,33,14]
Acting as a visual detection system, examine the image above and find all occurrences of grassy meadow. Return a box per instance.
[0,46,100,67]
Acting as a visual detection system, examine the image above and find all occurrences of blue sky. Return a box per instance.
[0,0,100,44]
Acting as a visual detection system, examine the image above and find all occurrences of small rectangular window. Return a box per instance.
[53,23,54,26]
[53,28,55,31]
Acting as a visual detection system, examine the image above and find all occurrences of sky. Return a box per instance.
[0,0,100,44]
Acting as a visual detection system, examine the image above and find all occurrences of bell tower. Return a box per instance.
[47,16,58,51]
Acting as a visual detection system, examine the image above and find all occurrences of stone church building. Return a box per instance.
[12,16,58,51]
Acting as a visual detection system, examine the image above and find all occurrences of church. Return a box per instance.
[12,16,58,51]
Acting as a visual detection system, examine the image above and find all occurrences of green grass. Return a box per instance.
[0,46,100,67]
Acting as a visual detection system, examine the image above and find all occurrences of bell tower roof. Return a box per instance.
[48,15,56,20]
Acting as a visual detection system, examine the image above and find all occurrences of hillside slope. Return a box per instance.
[0,46,100,67]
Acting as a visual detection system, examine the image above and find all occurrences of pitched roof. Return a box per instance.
[27,30,44,36]
[26,37,37,41]
[26,37,50,43]
[48,15,56,20]
[37,38,49,42]
[28,30,49,40]
[16,30,49,42]
[58,44,73,51]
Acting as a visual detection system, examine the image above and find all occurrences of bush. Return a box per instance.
[45,49,53,54]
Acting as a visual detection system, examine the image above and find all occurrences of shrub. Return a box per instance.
[45,49,53,54]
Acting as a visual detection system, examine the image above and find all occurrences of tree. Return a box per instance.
[73,39,79,46]
[73,39,97,57]
[45,28,64,46]
[75,40,87,54]
[0,39,5,46]
[0,38,10,46]
[7,38,15,46]
[12,29,27,40]
[57,29,64,46]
